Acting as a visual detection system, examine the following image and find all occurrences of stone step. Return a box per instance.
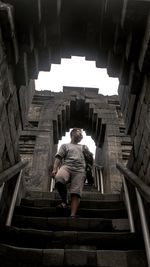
[15,206,128,219]
[83,185,99,192]
[0,244,147,267]
[12,215,130,232]
[25,191,122,201]
[21,198,125,210]
[0,225,144,250]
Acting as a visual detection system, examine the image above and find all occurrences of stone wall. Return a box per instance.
[119,76,150,186]
[0,24,35,223]
[0,26,35,174]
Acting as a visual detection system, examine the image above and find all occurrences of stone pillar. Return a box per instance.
[94,98,130,193]
[28,103,56,191]
[95,130,123,193]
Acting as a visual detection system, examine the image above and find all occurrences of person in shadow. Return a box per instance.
[52,128,92,218]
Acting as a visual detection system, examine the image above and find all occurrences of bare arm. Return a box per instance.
[52,156,62,177]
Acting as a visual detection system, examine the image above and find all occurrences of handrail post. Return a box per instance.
[100,169,104,194]
[136,188,150,266]
[50,177,55,192]
[97,168,100,191]
[93,164,104,193]
[94,166,97,187]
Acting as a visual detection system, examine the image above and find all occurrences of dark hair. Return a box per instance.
[70,128,82,137]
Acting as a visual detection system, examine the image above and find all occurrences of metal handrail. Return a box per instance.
[136,188,150,266]
[116,162,150,266]
[0,161,27,186]
[116,162,150,202]
[122,176,135,232]
[93,164,104,193]
[0,161,27,226]
[6,170,23,226]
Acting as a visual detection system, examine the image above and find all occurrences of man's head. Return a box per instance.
[70,128,83,144]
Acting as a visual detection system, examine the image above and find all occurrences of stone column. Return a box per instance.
[28,103,56,191]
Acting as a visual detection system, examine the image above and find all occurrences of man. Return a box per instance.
[52,128,91,218]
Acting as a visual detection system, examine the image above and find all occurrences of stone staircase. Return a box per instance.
[0,186,147,267]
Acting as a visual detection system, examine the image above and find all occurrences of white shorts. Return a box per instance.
[55,166,85,197]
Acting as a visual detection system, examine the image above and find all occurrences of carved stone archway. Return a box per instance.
[19,87,131,193]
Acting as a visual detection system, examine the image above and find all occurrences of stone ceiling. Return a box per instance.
[0,0,150,89]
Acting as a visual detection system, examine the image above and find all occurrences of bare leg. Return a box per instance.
[55,168,70,207]
[55,181,68,205]
[70,194,80,217]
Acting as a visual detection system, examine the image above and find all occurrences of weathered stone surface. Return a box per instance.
[43,249,64,266]
[65,249,97,266]
[97,250,127,267]
[0,124,5,158]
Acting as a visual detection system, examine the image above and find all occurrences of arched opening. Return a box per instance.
[58,129,96,158]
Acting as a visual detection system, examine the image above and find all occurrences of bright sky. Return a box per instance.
[35,56,119,95]
[35,56,119,156]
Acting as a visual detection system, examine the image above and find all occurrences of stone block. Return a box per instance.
[135,101,142,129]
[139,103,148,132]
[54,231,77,244]
[0,158,3,173]
[145,160,150,185]
[7,67,15,95]
[65,249,96,266]
[132,138,145,175]
[107,124,120,136]
[0,63,10,103]
[139,12,150,72]
[12,91,21,131]
[133,128,143,159]
[126,149,134,169]
[7,144,15,165]
[0,124,5,157]
[7,98,17,144]
[13,139,20,162]
[121,87,129,115]
[97,250,127,266]
[126,94,136,133]
[19,86,27,127]
[142,123,149,146]
[1,105,11,150]
[143,148,149,172]
[97,250,147,267]
[27,105,41,122]
[145,109,150,133]
[126,250,147,267]
[138,165,145,181]
[43,249,64,266]
[0,244,43,264]
[145,80,150,105]
[118,85,124,103]
[139,76,147,105]
[0,28,5,63]
[147,135,150,153]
